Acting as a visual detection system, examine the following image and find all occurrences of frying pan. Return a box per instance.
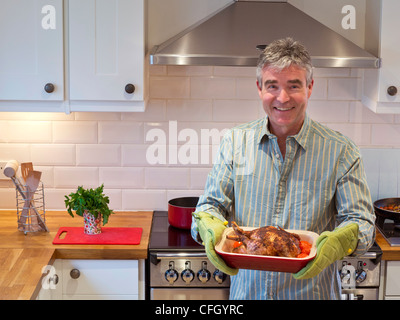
[168,197,199,229]
[373,198,400,223]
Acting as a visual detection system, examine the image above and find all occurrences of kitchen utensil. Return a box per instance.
[215,227,318,273]
[21,162,33,182]
[25,170,48,232]
[52,227,143,245]
[168,197,199,229]
[374,198,400,223]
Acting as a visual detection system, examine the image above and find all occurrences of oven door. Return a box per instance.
[341,288,379,300]
[151,288,230,300]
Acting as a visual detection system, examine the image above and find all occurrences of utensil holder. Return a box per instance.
[15,179,47,234]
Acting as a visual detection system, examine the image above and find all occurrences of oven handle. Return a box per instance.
[149,252,208,265]
[359,252,377,259]
[155,252,208,259]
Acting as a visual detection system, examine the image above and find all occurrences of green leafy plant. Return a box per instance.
[64,184,114,225]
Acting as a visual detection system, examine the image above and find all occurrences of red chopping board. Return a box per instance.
[52,227,142,245]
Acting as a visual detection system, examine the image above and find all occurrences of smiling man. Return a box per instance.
[192,38,375,300]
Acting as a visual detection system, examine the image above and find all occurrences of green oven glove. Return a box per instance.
[192,211,238,276]
[293,223,359,280]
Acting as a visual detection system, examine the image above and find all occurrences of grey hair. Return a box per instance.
[256,37,314,87]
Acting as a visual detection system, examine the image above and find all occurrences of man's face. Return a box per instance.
[257,65,313,136]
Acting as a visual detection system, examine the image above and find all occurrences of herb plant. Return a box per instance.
[64,184,114,225]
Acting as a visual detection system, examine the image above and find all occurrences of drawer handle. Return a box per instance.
[70,268,80,279]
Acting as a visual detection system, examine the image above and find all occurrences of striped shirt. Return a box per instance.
[191,114,376,300]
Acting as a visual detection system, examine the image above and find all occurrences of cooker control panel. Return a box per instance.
[337,256,380,288]
[150,252,230,287]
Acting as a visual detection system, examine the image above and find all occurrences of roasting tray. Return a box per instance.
[215,227,318,273]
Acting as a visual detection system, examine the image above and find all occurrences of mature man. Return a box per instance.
[192,38,375,300]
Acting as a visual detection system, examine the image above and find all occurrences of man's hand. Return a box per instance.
[192,211,238,276]
[293,223,359,280]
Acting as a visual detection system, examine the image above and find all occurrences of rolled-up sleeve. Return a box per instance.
[335,146,376,256]
[191,130,235,243]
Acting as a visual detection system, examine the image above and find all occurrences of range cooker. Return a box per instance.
[146,211,230,300]
[337,241,382,300]
[146,211,383,300]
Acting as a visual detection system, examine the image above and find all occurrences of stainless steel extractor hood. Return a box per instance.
[150,1,380,68]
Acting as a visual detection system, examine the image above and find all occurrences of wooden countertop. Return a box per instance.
[375,228,400,260]
[0,210,153,300]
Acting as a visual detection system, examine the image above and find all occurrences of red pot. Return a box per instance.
[168,197,199,229]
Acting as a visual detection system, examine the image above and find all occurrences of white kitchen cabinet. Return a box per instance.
[37,259,143,300]
[383,261,400,299]
[68,0,147,112]
[0,0,64,103]
[362,0,400,113]
[0,0,147,113]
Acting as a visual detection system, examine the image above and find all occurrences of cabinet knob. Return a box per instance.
[50,274,59,285]
[387,86,398,96]
[125,83,135,94]
[70,268,80,279]
[44,83,55,93]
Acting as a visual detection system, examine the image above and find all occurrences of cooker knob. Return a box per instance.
[356,269,367,284]
[181,269,195,284]
[197,269,211,283]
[165,262,178,284]
[181,261,194,284]
[213,269,227,284]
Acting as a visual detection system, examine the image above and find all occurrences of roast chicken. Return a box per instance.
[227,221,301,258]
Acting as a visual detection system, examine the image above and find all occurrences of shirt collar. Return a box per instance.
[259,114,311,150]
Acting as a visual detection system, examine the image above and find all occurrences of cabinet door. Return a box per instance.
[0,0,63,100]
[385,261,400,296]
[69,0,144,102]
[62,259,139,299]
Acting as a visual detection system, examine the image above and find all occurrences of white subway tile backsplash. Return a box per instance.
[190,168,210,189]
[307,101,350,123]
[371,124,400,147]
[213,100,260,122]
[98,121,143,144]
[99,167,144,188]
[53,121,97,143]
[166,99,213,121]
[122,144,153,167]
[122,99,166,122]
[309,78,327,100]
[76,144,121,166]
[167,65,213,76]
[122,189,166,210]
[190,77,235,99]
[325,123,371,146]
[235,78,259,99]
[1,66,400,211]
[0,144,31,163]
[150,76,190,99]
[349,101,394,124]
[31,144,76,165]
[145,167,189,189]
[214,66,255,77]
[7,121,52,143]
[327,78,361,100]
[54,167,99,188]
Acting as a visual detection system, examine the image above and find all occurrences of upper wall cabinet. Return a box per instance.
[0,0,64,103]
[0,0,147,113]
[69,0,146,112]
[362,0,400,113]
